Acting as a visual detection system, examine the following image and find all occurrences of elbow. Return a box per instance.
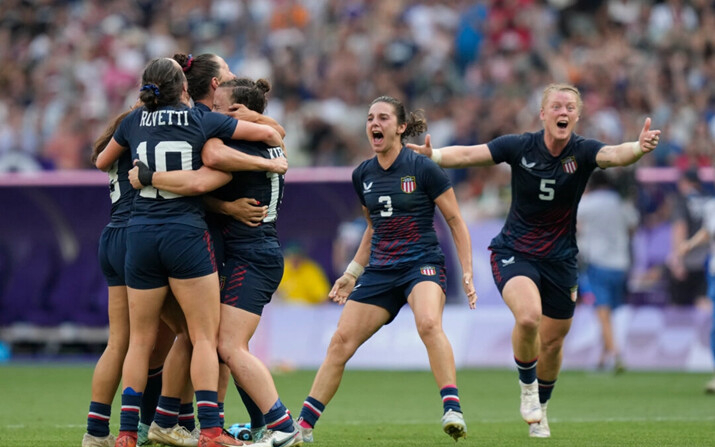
[202,147,221,169]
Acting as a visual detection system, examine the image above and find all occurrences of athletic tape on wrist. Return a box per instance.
[344,260,364,279]
[632,142,643,158]
[430,149,442,164]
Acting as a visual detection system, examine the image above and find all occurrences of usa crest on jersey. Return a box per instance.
[420,265,436,276]
[401,175,416,193]
[561,156,577,174]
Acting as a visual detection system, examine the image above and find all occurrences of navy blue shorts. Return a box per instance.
[125,223,217,290]
[349,262,446,324]
[219,247,283,316]
[490,249,578,319]
[98,225,127,287]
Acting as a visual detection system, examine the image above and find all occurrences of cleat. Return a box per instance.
[529,404,550,438]
[148,422,198,447]
[198,427,245,447]
[137,423,153,446]
[441,409,467,441]
[705,377,715,394]
[519,380,542,423]
[82,433,116,447]
[251,425,267,442]
[191,428,201,441]
[295,418,313,443]
[115,432,138,447]
[251,426,303,447]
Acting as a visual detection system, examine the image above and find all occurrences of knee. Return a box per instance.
[540,335,565,356]
[326,331,355,363]
[514,312,541,334]
[415,315,441,340]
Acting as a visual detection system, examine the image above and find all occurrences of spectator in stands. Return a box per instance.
[577,169,639,373]
[668,168,709,306]
[678,198,715,394]
[277,242,331,305]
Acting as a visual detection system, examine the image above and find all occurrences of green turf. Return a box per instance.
[0,365,712,446]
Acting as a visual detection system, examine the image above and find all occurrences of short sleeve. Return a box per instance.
[418,157,451,201]
[487,134,527,165]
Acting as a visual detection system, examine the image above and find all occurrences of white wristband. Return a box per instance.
[344,260,364,279]
[430,148,442,164]
[632,142,643,158]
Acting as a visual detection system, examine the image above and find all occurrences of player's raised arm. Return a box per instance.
[407,134,495,168]
[596,117,661,168]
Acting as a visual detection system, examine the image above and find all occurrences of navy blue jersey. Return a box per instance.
[487,130,603,260]
[210,141,285,250]
[113,104,237,228]
[352,147,451,269]
[106,149,136,227]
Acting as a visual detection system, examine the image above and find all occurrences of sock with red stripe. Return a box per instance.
[515,357,538,385]
[179,402,196,431]
[440,385,462,414]
[195,390,220,429]
[154,396,180,429]
[140,366,163,426]
[86,401,111,437]
[119,389,142,432]
[298,396,324,429]
[237,383,265,429]
[264,398,293,433]
[538,378,556,404]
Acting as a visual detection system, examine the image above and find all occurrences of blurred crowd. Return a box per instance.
[0,0,714,307]
[0,0,713,173]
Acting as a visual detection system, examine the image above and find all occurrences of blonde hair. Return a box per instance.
[541,83,583,114]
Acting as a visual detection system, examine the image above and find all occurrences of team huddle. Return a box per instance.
[83,53,661,447]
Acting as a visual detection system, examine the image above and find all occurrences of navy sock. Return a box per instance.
[195,390,220,429]
[87,401,111,437]
[264,399,293,433]
[140,366,163,425]
[538,378,556,404]
[154,396,180,428]
[298,396,325,428]
[119,391,142,432]
[237,383,265,428]
[179,402,196,431]
[515,357,538,384]
[440,385,462,414]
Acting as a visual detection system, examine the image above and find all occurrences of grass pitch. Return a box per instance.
[0,365,712,446]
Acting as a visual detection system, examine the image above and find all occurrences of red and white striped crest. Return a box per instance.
[420,265,436,276]
[561,156,577,174]
[401,176,416,193]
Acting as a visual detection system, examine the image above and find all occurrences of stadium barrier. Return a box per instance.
[0,167,712,371]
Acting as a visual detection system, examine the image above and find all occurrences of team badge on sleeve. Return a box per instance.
[420,265,436,276]
[401,176,416,193]
[561,156,578,174]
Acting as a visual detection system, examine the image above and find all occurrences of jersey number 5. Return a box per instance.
[539,179,555,201]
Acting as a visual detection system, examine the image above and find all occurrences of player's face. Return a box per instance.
[212,87,232,114]
[215,56,235,84]
[366,102,406,154]
[540,90,579,141]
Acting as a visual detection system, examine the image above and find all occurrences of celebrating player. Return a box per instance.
[95,57,282,447]
[130,77,302,447]
[296,95,477,443]
[408,83,661,438]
